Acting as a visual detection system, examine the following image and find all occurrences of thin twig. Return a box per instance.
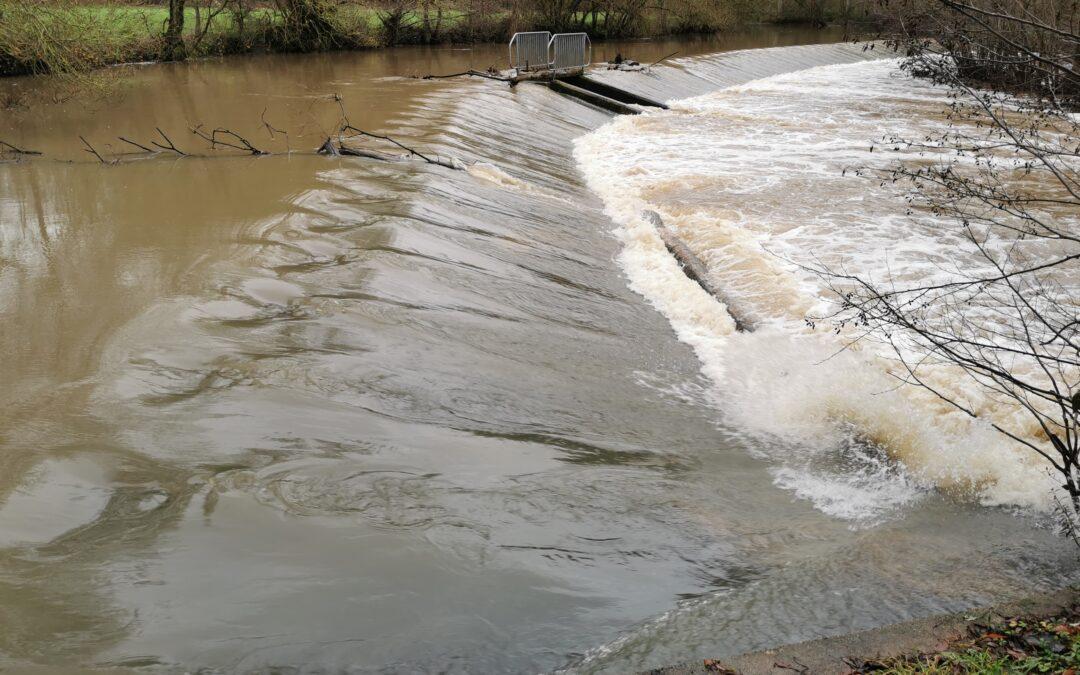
[0,140,42,155]
[261,107,285,139]
[339,124,461,170]
[118,136,155,153]
[332,96,460,170]
[79,136,112,164]
[649,50,679,67]
[151,128,186,156]
[341,125,433,162]
[190,125,267,156]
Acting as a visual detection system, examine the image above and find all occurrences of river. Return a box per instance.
[0,27,1076,674]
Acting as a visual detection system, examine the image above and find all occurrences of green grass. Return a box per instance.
[862,615,1080,674]
[74,6,281,38]
[0,0,499,77]
[71,5,473,39]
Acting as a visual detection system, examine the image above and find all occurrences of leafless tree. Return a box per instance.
[271,0,345,48]
[373,0,420,43]
[189,0,233,53]
[816,0,1080,535]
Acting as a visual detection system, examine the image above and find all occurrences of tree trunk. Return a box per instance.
[421,0,431,43]
[166,0,186,60]
[234,0,246,36]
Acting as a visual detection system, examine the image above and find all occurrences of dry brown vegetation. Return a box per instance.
[881,0,1079,105]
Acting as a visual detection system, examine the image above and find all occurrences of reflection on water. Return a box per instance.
[0,29,1076,674]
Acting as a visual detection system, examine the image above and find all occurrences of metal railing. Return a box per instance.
[549,32,591,73]
[508,32,591,74]
[509,31,552,72]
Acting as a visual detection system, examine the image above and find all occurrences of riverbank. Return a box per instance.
[651,588,1080,674]
[0,0,876,79]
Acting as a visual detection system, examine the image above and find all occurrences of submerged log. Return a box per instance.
[419,69,516,83]
[317,138,340,156]
[643,210,752,332]
[320,137,401,160]
[337,146,407,161]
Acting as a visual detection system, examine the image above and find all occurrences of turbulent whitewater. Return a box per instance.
[575,58,1062,524]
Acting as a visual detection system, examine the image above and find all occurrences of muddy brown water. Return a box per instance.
[0,27,1076,674]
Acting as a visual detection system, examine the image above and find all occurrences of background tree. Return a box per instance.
[165,0,186,60]
[272,0,345,49]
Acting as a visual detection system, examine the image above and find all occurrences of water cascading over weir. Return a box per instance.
[500,32,751,328]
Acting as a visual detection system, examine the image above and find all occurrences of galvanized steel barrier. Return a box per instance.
[509,31,552,72]
[548,32,591,73]
[508,31,591,74]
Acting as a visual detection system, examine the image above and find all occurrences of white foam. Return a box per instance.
[574,59,1062,522]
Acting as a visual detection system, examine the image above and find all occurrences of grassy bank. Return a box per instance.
[0,0,876,78]
[854,607,1080,673]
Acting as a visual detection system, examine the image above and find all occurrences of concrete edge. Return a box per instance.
[645,587,1080,674]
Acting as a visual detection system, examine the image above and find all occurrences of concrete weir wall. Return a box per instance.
[585,42,889,105]
[646,588,1080,674]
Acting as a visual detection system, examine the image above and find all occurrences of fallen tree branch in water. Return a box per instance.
[324,98,463,171]
[118,136,155,154]
[316,137,339,156]
[340,125,431,162]
[316,137,405,162]
[649,51,679,68]
[79,136,114,165]
[328,95,464,168]
[190,125,267,156]
[151,128,186,156]
[261,107,291,153]
[417,68,514,83]
[5,102,463,171]
[338,125,461,170]
[0,140,42,156]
